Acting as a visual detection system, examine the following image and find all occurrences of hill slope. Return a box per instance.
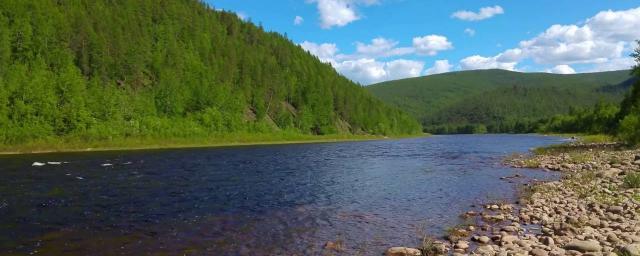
[367,69,633,133]
[0,0,421,148]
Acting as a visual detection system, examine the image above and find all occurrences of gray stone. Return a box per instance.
[478,236,491,244]
[474,245,496,256]
[531,248,550,256]
[550,249,566,256]
[501,235,519,244]
[543,237,555,247]
[502,225,519,232]
[606,233,620,243]
[564,240,602,253]
[455,240,469,250]
[607,206,624,214]
[386,247,422,256]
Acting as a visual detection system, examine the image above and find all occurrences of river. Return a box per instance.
[0,134,566,255]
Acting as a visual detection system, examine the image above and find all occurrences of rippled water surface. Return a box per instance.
[0,134,565,255]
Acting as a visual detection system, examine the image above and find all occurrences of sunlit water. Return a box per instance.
[0,134,565,255]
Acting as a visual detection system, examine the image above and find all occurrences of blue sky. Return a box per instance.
[206,0,640,84]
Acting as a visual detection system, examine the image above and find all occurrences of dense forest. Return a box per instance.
[538,43,640,145]
[367,69,633,134]
[0,0,422,148]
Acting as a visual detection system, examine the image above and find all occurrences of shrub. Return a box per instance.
[618,114,640,146]
[623,172,640,188]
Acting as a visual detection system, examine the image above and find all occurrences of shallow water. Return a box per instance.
[0,134,565,255]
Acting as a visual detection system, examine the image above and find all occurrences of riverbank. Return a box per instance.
[0,133,428,155]
[386,141,640,256]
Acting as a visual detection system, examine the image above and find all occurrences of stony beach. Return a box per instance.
[386,142,640,256]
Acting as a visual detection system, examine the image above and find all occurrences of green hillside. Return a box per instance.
[367,69,633,133]
[0,0,421,151]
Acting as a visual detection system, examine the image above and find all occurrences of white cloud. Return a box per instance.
[496,48,524,62]
[464,28,476,37]
[587,7,640,42]
[518,7,640,65]
[519,24,625,65]
[384,59,425,81]
[335,59,424,84]
[425,60,453,75]
[588,57,636,72]
[309,0,379,29]
[458,6,640,73]
[548,64,576,74]
[413,35,454,56]
[460,55,518,71]
[335,58,387,84]
[354,37,414,58]
[300,41,339,64]
[452,5,504,21]
[300,39,425,84]
[294,16,304,25]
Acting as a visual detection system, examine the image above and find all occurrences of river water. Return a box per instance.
[0,134,565,255]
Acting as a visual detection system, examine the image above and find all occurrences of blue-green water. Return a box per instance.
[0,134,565,255]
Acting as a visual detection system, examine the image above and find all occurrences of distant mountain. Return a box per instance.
[367,69,634,133]
[0,0,421,146]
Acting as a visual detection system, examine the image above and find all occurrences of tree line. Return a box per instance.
[0,0,422,146]
[538,43,640,145]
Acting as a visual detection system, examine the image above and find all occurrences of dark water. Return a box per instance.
[0,134,565,255]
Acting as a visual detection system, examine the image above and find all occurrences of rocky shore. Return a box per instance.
[387,143,640,256]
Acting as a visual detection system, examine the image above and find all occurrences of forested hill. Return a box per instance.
[0,0,421,147]
[367,69,634,134]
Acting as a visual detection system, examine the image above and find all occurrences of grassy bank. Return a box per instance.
[0,132,429,155]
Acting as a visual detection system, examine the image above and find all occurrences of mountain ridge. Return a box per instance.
[367,69,634,133]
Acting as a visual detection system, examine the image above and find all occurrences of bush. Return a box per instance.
[618,114,640,145]
[623,172,640,188]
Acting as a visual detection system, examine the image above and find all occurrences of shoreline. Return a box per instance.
[0,133,429,156]
[386,141,640,256]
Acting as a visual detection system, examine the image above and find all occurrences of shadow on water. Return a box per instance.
[0,134,564,255]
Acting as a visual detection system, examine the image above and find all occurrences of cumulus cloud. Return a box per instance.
[425,60,453,75]
[354,37,414,58]
[460,55,518,71]
[587,7,640,42]
[300,39,426,84]
[519,7,640,65]
[300,41,339,64]
[519,24,625,65]
[309,0,379,29]
[452,5,504,21]
[334,59,387,83]
[384,59,425,81]
[458,7,640,72]
[464,28,476,37]
[294,16,304,25]
[413,35,454,56]
[335,59,424,84]
[548,65,576,74]
[588,57,636,72]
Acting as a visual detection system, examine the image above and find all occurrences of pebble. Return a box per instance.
[387,146,640,256]
[385,247,422,256]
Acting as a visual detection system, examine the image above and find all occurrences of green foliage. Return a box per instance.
[616,41,640,145]
[367,69,632,134]
[618,109,640,145]
[537,102,620,134]
[0,0,421,147]
[623,172,640,189]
